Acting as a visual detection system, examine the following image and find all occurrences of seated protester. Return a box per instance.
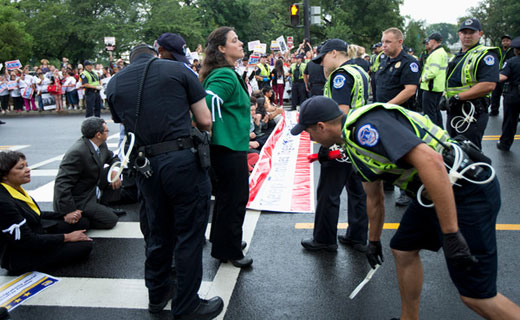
[261,86,283,124]
[0,151,92,275]
[53,117,125,230]
[249,96,262,153]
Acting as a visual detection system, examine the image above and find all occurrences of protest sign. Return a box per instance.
[248,40,261,51]
[248,55,260,65]
[0,272,60,311]
[5,60,22,70]
[6,81,18,90]
[253,43,267,55]
[276,36,289,53]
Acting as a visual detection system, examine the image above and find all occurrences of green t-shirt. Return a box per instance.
[203,67,250,151]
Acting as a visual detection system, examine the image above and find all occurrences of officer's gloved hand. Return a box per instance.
[443,230,478,271]
[439,96,449,111]
[447,96,461,110]
[366,241,384,269]
[317,147,331,164]
[263,77,269,82]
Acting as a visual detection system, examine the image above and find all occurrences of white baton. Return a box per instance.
[349,264,380,299]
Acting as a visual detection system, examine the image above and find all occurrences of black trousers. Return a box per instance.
[499,93,520,148]
[209,145,249,260]
[314,149,368,245]
[490,82,504,113]
[447,103,489,150]
[309,84,324,97]
[370,76,377,103]
[0,95,9,111]
[422,90,443,127]
[137,149,210,316]
[291,81,307,109]
[85,90,101,117]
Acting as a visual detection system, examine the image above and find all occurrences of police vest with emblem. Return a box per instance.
[446,45,501,98]
[370,52,384,73]
[81,70,100,87]
[290,63,306,82]
[342,103,452,195]
[256,63,270,77]
[324,64,369,109]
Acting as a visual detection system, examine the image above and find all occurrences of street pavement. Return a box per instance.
[0,109,519,320]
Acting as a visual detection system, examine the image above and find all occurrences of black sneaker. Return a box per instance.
[337,235,367,253]
[395,192,411,207]
[489,110,499,116]
[175,296,224,320]
[497,141,510,151]
[148,289,173,313]
[301,238,338,252]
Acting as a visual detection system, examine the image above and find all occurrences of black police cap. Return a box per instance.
[312,39,349,64]
[459,18,482,32]
[290,96,344,135]
[501,34,512,40]
[511,36,520,49]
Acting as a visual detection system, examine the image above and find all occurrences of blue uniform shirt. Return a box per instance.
[330,61,369,106]
[447,43,500,88]
[501,55,520,86]
[374,49,420,103]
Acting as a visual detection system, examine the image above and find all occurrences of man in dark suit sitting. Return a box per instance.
[53,117,123,229]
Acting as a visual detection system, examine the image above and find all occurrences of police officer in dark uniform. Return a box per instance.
[369,42,383,102]
[497,36,520,151]
[303,48,326,97]
[444,18,500,149]
[106,43,224,319]
[80,60,102,117]
[375,27,420,206]
[298,39,369,253]
[490,34,515,116]
[289,54,308,110]
[291,96,520,319]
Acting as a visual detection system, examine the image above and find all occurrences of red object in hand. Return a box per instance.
[307,149,343,163]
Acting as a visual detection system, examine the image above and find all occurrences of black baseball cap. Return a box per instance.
[428,33,443,42]
[459,18,482,31]
[511,36,520,49]
[83,60,92,66]
[290,96,344,135]
[295,54,304,59]
[312,39,349,64]
[501,34,512,40]
[156,33,190,64]
[371,42,382,49]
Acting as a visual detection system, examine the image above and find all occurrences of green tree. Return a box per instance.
[0,2,33,65]
[403,19,427,54]
[468,0,520,46]
[425,23,458,45]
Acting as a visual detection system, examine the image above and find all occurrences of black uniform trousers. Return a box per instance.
[490,82,504,114]
[309,83,324,97]
[85,90,101,117]
[499,91,520,148]
[447,103,489,150]
[422,90,443,127]
[291,81,307,110]
[370,76,377,103]
[209,145,249,260]
[314,149,368,245]
[137,149,210,317]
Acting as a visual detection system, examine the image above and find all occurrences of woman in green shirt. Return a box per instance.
[199,26,253,268]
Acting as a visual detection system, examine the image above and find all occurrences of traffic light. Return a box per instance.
[290,3,300,27]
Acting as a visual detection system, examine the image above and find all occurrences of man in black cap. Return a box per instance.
[288,54,307,110]
[497,36,520,151]
[107,44,224,319]
[490,34,515,116]
[297,39,369,254]
[420,33,448,127]
[80,60,102,117]
[291,95,520,319]
[154,32,191,64]
[303,45,326,97]
[444,18,500,149]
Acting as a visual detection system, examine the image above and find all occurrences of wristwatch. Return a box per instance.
[454,94,460,100]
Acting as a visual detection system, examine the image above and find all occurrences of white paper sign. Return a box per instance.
[248,40,261,51]
[276,36,289,53]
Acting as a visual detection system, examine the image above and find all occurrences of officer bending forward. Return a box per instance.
[291,96,520,319]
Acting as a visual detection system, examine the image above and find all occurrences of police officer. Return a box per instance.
[255,55,271,90]
[291,96,520,319]
[444,18,500,149]
[375,27,420,206]
[303,46,326,96]
[369,42,383,102]
[299,39,369,253]
[289,54,307,110]
[490,34,515,116]
[420,33,448,127]
[80,60,102,117]
[106,44,224,319]
[497,36,520,151]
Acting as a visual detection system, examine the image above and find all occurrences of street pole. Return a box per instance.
[303,0,310,40]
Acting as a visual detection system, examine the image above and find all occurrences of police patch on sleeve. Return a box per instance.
[483,55,495,66]
[410,62,419,73]
[333,75,346,89]
[357,124,380,147]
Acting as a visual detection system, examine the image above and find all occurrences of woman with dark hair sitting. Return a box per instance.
[0,151,93,275]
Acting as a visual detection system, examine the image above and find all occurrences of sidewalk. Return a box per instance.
[1,108,111,118]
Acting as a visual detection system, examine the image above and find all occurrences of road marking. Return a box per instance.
[295,223,520,230]
[0,276,210,310]
[27,181,54,203]
[482,135,520,141]
[0,145,30,151]
[30,169,59,177]
[86,222,212,240]
[29,155,64,170]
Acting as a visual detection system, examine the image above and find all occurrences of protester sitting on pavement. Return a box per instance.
[53,117,125,230]
[0,151,93,275]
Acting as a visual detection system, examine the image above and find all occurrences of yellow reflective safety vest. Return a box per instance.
[342,103,452,195]
[446,45,501,98]
[290,63,306,82]
[324,64,369,109]
[256,63,270,77]
[420,46,448,92]
[81,70,100,86]
[370,52,383,73]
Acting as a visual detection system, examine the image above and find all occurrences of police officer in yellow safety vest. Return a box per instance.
[288,54,307,110]
[369,42,383,102]
[254,55,271,91]
[297,39,369,254]
[291,96,520,320]
[80,60,102,118]
[420,33,448,127]
[443,18,501,149]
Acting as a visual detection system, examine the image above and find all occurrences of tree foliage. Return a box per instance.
[0,3,33,64]
[468,0,520,46]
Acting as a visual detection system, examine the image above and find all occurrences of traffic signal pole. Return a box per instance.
[303,0,310,40]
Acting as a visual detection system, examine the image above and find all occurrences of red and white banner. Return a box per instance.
[247,111,314,213]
